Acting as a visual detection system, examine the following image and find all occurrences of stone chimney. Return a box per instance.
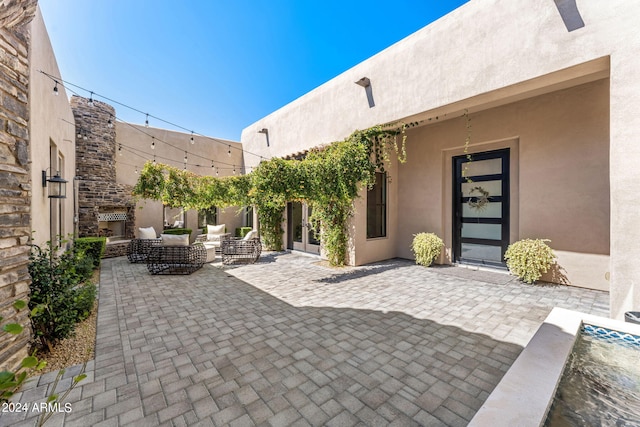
[71,96,136,240]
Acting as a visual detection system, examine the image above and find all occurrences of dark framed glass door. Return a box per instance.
[453,149,509,268]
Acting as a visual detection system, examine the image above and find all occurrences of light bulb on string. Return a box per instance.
[88,91,94,106]
[153,155,156,165]
[216,168,219,177]
[233,165,236,175]
[211,161,215,170]
[82,131,88,140]
[53,81,59,96]
[145,113,149,128]
[151,136,155,150]
[118,144,123,156]
[135,166,138,174]
[190,132,195,145]
[184,151,188,163]
[107,115,113,128]
[227,145,231,157]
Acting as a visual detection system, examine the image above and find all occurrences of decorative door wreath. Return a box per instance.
[468,186,490,210]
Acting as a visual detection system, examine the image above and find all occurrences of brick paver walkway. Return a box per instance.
[3,253,608,426]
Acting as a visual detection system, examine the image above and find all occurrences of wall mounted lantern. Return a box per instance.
[42,170,67,199]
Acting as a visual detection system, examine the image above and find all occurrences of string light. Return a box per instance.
[190,132,195,145]
[118,144,123,156]
[184,151,188,163]
[53,81,59,96]
[151,136,155,150]
[211,160,214,169]
[233,165,236,175]
[88,91,94,106]
[38,70,268,163]
[145,113,149,128]
[153,155,156,165]
[107,115,113,128]
[216,168,219,177]
[228,145,231,157]
[135,166,138,174]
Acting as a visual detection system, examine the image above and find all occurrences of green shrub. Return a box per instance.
[74,237,106,268]
[162,228,192,236]
[74,283,97,322]
[74,251,95,282]
[235,227,253,238]
[504,239,556,284]
[411,233,444,267]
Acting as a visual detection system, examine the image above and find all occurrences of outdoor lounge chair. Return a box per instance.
[127,226,161,263]
[221,230,261,265]
[195,224,231,262]
[146,234,206,274]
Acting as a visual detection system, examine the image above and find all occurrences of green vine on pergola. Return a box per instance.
[133,124,414,266]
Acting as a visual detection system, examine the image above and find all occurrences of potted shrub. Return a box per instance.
[411,233,444,267]
[504,238,556,284]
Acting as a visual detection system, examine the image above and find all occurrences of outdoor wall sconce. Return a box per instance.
[258,128,270,147]
[42,170,68,199]
[355,77,375,108]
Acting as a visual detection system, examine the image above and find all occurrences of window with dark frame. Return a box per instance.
[367,171,387,238]
[197,207,218,229]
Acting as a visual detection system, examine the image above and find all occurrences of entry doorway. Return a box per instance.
[287,202,320,255]
[453,149,510,268]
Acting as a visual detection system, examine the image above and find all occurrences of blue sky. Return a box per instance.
[39,0,468,141]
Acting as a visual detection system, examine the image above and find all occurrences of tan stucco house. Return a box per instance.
[240,0,640,320]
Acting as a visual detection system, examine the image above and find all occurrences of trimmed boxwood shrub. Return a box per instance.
[411,232,444,267]
[235,227,253,238]
[162,228,192,236]
[74,236,106,268]
[504,238,556,284]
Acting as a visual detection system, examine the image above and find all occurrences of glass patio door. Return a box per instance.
[288,202,320,255]
[453,149,509,268]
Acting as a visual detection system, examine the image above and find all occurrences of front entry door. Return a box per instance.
[453,149,509,268]
[288,202,320,255]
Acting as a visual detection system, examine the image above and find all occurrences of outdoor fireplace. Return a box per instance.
[98,211,128,241]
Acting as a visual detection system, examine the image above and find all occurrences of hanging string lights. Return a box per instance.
[41,70,262,177]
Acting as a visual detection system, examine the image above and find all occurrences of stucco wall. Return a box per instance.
[115,123,247,240]
[240,0,640,317]
[396,79,609,291]
[29,7,76,247]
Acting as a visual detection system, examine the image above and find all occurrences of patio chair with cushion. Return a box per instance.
[127,226,161,263]
[146,233,206,274]
[195,224,231,262]
[221,230,262,265]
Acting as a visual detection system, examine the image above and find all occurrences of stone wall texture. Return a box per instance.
[0,0,37,370]
[71,96,136,239]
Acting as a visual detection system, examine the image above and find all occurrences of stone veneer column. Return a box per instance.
[0,0,38,370]
[71,96,135,238]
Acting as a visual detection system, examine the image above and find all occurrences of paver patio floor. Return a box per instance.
[4,252,608,426]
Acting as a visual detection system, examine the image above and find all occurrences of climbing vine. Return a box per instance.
[133,124,412,265]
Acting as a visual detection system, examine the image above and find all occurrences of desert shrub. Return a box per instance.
[74,236,106,268]
[411,233,444,267]
[162,228,192,236]
[504,238,556,284]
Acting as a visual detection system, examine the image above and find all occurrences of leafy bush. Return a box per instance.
[74,283,97,322]
[162,228,192,236]
[74,251,95,282]
[411,233,444,267]
[235,227,253,238]
[74,236,105,268]
[0,300,47,403]
[28,241,95,352]
[504,239,556,284]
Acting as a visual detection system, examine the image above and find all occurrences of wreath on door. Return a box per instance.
[468,186,490,211]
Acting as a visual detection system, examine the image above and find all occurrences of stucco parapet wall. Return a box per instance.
[0,0,37,29]
[241,0,638,165]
